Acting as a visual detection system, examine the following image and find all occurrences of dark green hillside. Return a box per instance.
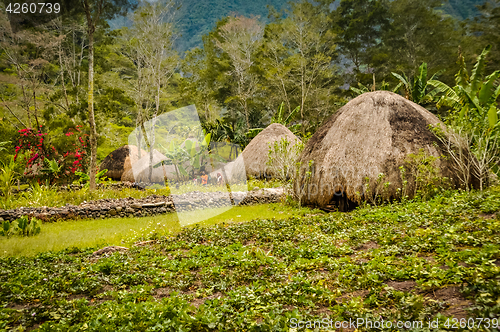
[109,0,486,52]
[175,0,290,52]
[440,0,485,19]
[173,0,487,52]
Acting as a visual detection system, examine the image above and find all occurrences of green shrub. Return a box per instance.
[74,168,109,186]
[0,216,41,238]
[0,156,17,204]
[400,149,450,201]
[267,137,304,183]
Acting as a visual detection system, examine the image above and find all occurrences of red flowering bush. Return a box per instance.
[14,125,89,184]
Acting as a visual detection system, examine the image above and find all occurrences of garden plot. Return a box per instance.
[0,187,498,331]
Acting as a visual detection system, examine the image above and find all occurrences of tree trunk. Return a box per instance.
[58,42,70,110]
[300,65,305,136]
[244,99,250,130]
[149,84,160,183]
[148,116,156,183]
[87,28,98,191]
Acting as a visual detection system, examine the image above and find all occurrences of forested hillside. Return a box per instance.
[175,0,290,52]
[440,0,485,18]
[174,0,486,51]
[110,0,487,53]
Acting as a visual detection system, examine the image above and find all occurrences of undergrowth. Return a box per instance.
[0,187,498,331]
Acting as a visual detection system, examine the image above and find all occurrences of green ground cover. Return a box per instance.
[0,204,307,257]
[0,188,499,331]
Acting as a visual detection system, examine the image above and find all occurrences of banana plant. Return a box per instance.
[350,81,391,96]
[392,62,442,105]
[428,45,500,187]
[183,133,212,175]
[156,141,189,182]
[428,45,500,132]
[155,133,212,181]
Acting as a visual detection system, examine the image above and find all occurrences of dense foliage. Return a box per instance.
[1,0,499,177]
[0,188,498,330]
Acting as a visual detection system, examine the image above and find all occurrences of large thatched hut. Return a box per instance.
[242,123,301,178]
[295,91,478,211]
[100,145,146,180]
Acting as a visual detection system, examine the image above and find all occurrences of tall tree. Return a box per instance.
[326,0,390,73]
[214,15,263,130]
[180,47,223,122]
[380,0,462,84]
[260,1,337,134]
[80,0,136,190]
[0,16,59,130]
[128,0,178,182]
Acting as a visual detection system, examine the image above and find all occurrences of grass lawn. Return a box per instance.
[0,188,499,331]
[0,203,313,257]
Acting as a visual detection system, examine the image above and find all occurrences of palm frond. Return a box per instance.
[470,44,491,94]
[458,85,483,118]
[428,79,461,109]
[284,106,300,125]
[478,70,500,104]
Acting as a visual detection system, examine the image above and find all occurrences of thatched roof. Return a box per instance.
[100,145,146,180]
[242,123,301,178]
[294,91,479,211]
[209,154,247,185]
[121,149,177,183]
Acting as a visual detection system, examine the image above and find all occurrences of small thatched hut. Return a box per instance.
[121,150,176,183]
[295,91,478,211]
[100,145,146,180]
[242,123,301,178]
[209,154,247,185]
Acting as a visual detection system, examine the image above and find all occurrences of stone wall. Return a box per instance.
[0,188,285,222]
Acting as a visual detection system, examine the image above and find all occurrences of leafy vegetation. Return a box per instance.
[267,137,304,182]
[0,188,498,330]
[74,168,109,187]
[0,185,172,210]
[0,216,41,238]
[392,62,443,106]
[0,156,16,202]
[430,45,500,190]
[1,0,498,189]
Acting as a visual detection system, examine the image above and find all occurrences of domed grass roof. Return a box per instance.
[242,123,301,178]
[294,91,479,211]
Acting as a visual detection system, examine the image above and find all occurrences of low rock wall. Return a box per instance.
[0,188,285,222]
